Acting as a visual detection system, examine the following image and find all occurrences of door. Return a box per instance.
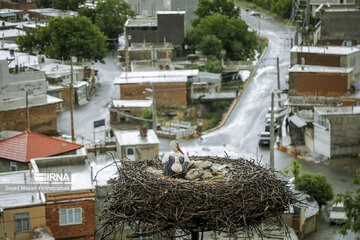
[126,147,135,161]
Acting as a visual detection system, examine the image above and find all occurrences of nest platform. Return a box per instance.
[99,156,299,239]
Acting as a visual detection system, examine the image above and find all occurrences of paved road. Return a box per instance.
[57,53,122,142]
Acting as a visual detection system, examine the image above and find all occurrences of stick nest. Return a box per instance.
[99,156,300,239]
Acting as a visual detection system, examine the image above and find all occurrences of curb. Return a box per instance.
[276,142,303,159]
[203,44,269,135]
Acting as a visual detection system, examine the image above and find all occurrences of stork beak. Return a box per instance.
[177,146,184,155]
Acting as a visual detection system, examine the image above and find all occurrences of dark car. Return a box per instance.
[258,132,271,146]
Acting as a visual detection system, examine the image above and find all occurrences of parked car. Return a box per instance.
[329,202,346,225]
[258,132,271,146]
[265,122,280,134]
[265,107,286,120]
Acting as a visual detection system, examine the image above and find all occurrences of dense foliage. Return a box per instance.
[192,0,241,26]
[95,0,135,39]
[187,13,257,61]
[295,172,334,206]
[243,0,292,19]
[17,16,107,62]
[335,170,360,239]
[36,0,85,10]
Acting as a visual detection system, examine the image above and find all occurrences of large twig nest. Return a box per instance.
[99,156,299,239]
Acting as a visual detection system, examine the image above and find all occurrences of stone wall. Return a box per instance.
[321,10,360,44]
[328,112,360,157]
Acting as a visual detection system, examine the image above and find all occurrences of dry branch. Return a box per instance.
[98,156,300,239]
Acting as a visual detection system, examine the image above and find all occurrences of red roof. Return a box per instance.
[0,130,83,163]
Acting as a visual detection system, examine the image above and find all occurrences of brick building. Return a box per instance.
[125,11,185,47]
[0,60,63,134]
[290,46,360,81]
[288,64,353,97]
[0,0,34,11]
[113,70,198,108]
[45,190,95,240]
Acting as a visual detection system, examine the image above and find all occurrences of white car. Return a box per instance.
[329,202,346,224]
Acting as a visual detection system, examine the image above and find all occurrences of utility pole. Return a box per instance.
[70,57,75,142]
[25,91,30,131]
[270,92,275,169]
[151,82,157,130]
[277,57,280,90]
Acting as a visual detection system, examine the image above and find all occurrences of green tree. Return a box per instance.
[53,0,85,10]
[192,0,240,26]
[78,7,97,23]
[335,170,360,239]
[35,0,52,8]
[36,0,85,10]
[95,0,135,39]
[198,35,222,58]
[187,13,257,60]
[282,159,302,180]
[17,16,107,62]
[205,56,221,73]
[295,172,333,206]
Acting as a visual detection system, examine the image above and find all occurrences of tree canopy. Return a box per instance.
[187,13,257,61]
[295,172,333,206]
[192,0,240,26]
[95,0,135,39]
[244,0,292,19]
[17,16,107,62]
[335,170,360,239]
[36,0,85,10]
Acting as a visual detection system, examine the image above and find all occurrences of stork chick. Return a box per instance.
[162,140,190,177]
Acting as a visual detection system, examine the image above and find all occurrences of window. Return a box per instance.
[14,212,30,233]
[59,208,82,226]
[10,162,17,171]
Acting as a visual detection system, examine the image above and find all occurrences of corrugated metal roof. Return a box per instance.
[0,130,83,163]
[289,115,307,128]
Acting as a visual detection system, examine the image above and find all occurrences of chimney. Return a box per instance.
[139,127,148,137]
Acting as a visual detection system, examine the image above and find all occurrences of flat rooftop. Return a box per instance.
[33,152,119,189]
[291,45,360,55]
[32,63,83,76]
[315,106,360,115]
[289,64,353,73]
[112,100,153,108]
[0,171,45,209]
[0,94,63,111]
[0,29,25,38]
[157,11,186,15]
[125,16,157,27]
[114,69,198,84]
[115,129,160,146]
[0,50,39,68]
[0,9,23,13]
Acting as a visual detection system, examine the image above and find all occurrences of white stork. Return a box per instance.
[161,140,191,177]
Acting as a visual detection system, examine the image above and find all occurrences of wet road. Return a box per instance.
[57,54,121,142]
